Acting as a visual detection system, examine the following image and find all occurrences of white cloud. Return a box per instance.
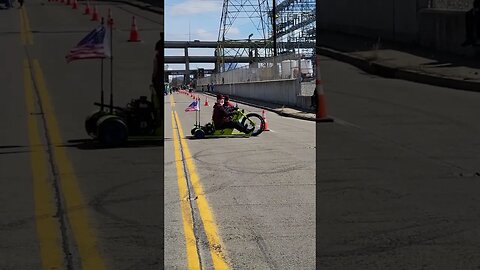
[170,0,222,15]
[195,28,218,40]
[228,27,240,35]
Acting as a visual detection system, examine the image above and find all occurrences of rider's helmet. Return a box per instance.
[216,94,224,105]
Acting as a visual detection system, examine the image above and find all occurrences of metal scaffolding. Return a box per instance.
[276,0,316,57]
[216,0,274,72]
[216,0,316,73]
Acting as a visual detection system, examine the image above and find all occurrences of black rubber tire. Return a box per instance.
[194,129,205,139]
[85,110,107,138]
[96,115,128,147]
[191,128,198,136]
[241,113,265,136]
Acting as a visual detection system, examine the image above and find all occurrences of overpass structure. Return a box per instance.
[165,68,214,82]
[165,69,214,76]
[164,40,315,83]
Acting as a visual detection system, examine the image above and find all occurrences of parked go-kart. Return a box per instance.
[191,106,265,139]
[84,85,163,147]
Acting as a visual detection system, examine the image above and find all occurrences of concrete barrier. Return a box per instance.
[418,8,477,56]
[317,0,480,57]
[295,96,314,111]
[198,79,313,110]
[317,0,420,43]
[215,79,299,106]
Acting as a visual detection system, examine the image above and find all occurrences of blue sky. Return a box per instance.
[165,0,273,70]
[165,0,224,70]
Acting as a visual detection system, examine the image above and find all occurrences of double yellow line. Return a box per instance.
[20,6,33,45]
[21,7,107,270]
[24,59,64,270]
[170,95,230,269]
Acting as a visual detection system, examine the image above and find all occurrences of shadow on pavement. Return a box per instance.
[185,135,252,140]
[319,30,480,70]
[65,138,163,150]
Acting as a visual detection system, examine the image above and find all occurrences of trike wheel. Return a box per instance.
[241,113,265,136]
[85,110,108,138]
[97,115,128,147]
[194,129,205,139]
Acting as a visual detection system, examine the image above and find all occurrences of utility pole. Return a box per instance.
[272,0,277,56]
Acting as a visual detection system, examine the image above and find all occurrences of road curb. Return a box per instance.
[197,92,318,122]
[318,46,480,92]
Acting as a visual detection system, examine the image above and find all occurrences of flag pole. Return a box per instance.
[101,59,104,110]
[100,18,105,111]
[109,18,114,113]
[195,100,198,127]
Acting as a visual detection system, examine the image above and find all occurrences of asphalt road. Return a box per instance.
[1,1,162,269]
[318,55,480,269]
[164,92,315,269]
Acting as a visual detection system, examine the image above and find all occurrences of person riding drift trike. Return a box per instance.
[212,94,253,134]
[191,94,265,139]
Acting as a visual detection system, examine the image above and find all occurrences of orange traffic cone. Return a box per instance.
[204,97,209,106]
[128,16,141,42]
[91,5,98,21]
[83,1,90,14]
[314,54,334,122]
[72,0,77,9]
[262,110,270,131]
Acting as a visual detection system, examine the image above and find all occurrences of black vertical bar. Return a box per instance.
[109,18,114,113]
[100,18,105,111]
[393,0,396,41]
[101,59,104,110]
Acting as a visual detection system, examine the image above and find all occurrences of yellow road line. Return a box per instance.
[32,60,107,270]
[24,59,65,270]
[22,7,34,44]
[171,94,230,269]
[171,108,202,269]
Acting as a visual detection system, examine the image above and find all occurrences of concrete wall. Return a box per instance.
[295,96,313,110]
[418,8,476,56]
[318,0,479,56]
[318,0,423,43]
[212,79,300,107]
[202,79,313,110]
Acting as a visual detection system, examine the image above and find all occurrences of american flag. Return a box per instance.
[185,100,200,112]
[65,25,111,63]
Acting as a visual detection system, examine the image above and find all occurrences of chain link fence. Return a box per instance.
[197,53,314,86]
